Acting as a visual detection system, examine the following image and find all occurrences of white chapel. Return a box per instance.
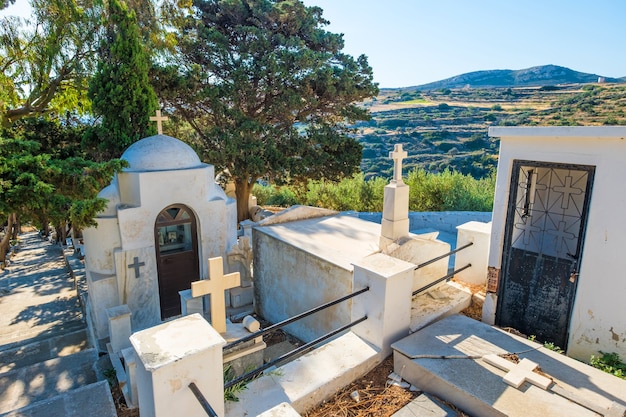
[82,133,237,344]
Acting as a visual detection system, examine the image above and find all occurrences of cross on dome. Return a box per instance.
[390,144,408,182]
[150,109,168,135]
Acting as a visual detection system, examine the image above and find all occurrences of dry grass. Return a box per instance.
[303,356,418,417]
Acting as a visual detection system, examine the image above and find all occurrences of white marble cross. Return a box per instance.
[191,257,240,333]
[389,144,408,182]
[150,109,168,135]
[483,354,552,389]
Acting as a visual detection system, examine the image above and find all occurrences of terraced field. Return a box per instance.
[357,84,626,179]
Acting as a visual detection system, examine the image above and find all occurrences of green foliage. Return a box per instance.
[223,366,247,402]
[590,352,626,379]
[543,342,564,354]
[86,0,157,160]
[0,121,126,231]
[103,368,117,387]
[405,168,494,211]
[0,0,100,124]
[154,0,378,221]
[253,169,494,212]
[253,185,299,207]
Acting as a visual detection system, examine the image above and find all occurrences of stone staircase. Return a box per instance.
[0,326,116,417]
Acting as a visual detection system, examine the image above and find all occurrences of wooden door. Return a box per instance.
[497,161,594,349]
[155,205,199,319]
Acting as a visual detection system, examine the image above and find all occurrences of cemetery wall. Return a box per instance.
[356,211,492,234]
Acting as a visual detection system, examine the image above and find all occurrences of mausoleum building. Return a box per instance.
[486,126,626,361]
[83,134,237,343]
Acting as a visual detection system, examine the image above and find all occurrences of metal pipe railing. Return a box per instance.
[223,286,369,351]
[224,315,367,390]
[414,241,473,270]
[188,382,218,417]
[412,263,472,296]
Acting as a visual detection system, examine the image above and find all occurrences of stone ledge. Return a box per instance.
[225,331,382,416]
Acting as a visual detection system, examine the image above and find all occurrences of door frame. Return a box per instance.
[496,159,595,347]
[154,203,200,319]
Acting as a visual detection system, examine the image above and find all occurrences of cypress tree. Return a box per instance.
[85,0,158,160]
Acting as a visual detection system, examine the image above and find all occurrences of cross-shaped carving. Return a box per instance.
[191,257,240,333]
[127,256,145,279]
[553,175,583,210]
[389,144,408,183]
[150,109,168,135]
[483,354,552,390]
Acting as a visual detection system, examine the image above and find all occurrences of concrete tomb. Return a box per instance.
[251,146,454,344]
[82,129,238,345]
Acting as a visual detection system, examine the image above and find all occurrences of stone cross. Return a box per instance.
[150,109,168,135]
[191,257,240,333]
[483,354,552,390]
[127,256,145,279]
[390,144,408,183]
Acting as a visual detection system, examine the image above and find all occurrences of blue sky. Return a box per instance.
[3,0,625,88]
[301,0,626,88]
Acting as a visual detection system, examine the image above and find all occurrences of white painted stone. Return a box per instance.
[86,273,119,338]
[410,282,471,333]
[83,134,238,342]
[483,354,552,390]
[179,289,203,316]
[482,292,497,325]
[256,402,301,417]
[352,253,415,357]
[131,314,226,417]
[455,221,491,286]
[393,314,626,417]
[242,315,260,332]
[113,248,160,332]
[121,347,138,408]
[106,304,132,354]
[253,213,379,343]
[229,286,254,309]
[225,332,380,416]
[389,237,450,294]
[488,126,626,361]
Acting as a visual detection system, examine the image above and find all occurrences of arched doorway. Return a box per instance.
[155,204,200,319]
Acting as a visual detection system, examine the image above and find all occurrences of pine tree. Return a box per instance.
[85,0,158,161]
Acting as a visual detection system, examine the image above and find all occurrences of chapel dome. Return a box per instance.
[121,134,202,172]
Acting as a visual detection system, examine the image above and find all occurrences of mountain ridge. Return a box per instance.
[388,65,624,91]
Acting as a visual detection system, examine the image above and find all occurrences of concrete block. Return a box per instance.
[106,304,132,353]
[257,402,301,417]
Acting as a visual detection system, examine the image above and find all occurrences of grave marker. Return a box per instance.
[192,257,240,333]
[483,354,552,390]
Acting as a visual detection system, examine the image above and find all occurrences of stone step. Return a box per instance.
[409,282,471,333]
[0,348,98,414]
[0,328,89,375]
[0,380,116,417]
[0,319,87,356]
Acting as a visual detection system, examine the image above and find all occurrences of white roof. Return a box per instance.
[489,126,626,138]
[254,214,381,270]
[121,134,202,172]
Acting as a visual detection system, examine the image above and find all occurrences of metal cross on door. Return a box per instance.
[497,160,595,349]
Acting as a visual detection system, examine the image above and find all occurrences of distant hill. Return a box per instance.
[403,65,623,91]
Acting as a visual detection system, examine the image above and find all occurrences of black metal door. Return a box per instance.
[497,161,594,349]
